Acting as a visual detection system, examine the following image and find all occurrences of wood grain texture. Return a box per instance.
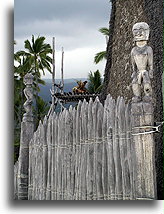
[24,95,156,200]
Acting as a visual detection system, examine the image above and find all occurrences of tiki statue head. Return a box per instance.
[132,22,150,42]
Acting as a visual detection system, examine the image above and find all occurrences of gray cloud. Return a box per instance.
[14,0,111,39]
[15,19,107,51]
[15,0,110,24]
[14,0,111,78]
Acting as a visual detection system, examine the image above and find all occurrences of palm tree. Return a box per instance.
[16,35,52,74]
[14,36,52,89]
[15,35,52,125]
[87,70,103,93]
[94,27,110,64]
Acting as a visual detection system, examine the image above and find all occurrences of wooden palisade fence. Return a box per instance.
[14,94,157,200]
[28,95,134,200]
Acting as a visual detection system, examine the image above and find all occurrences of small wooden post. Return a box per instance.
[61,47,64,94]
[52,37,55,113]
[17,73,34,200]
[131,101,157,200]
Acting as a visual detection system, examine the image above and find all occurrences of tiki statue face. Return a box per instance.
[23,73,34,85]
[132,22,150,42]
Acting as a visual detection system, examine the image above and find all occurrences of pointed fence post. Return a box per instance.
[17,73,34,200]
[131,101,157,200]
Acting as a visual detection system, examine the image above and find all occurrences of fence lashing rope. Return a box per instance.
[27,186,137,200]
[29,135,133,150]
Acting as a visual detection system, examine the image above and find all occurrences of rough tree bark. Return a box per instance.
[101,0,163,199]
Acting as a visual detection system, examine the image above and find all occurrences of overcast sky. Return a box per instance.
[14,0,111,79]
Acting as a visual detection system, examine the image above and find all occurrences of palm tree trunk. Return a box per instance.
[101,0,163,199]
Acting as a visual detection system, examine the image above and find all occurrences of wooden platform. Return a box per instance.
[54,92,100,102]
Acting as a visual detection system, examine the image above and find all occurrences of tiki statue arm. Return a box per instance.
[147,46,153,79]
[131,49,137,79]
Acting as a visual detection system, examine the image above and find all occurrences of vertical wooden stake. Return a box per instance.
[51,37,55,113]
[131,101,157,200]
[61,47,64,94]
[18,73,34,200]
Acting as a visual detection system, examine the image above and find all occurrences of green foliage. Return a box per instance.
[34,96,50,128]
[94,27,109,64]
[87,70,103,93]
[94,51,107,64]
[15,35,52,75]
[98,27,110,36]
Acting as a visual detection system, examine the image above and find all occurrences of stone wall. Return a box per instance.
[101,0,163,199]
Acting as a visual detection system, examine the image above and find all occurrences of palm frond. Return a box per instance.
[99,27,110,36]
[87,70,103,94]
[38,79,45,85]
[32,35,35,51]
[14,50,30,57]
[94,51,107,64]
[35,36,46,53]
[95,84,103,93]
[24,39,34,53]
[46,55,53,63]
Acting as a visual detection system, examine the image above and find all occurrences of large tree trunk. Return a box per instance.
[101,0,163,199]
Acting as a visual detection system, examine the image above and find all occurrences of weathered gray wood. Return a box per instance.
[28,137,33,200]
[86,98,93,200]
[32,131,37,199]
[84,101,89,199]
[78,101,84,200]
[14,161,19,200]
[118,97,131,200]
[125,103,134,200]
[106,95,116,200]
[96,100,104,200]
[46,115,53,200]
[118,98,125,199]
[102,97,108,200]
[25,94,157,201]
[34,130,38,199]
[36,123,41,200]
[17,73,34,200]
[51,112,57,200]
[74,101,82,200]
[70,108,76,199]
[55,114,60,200]
[131,102,156,200]
[57,112,62,200]
[92,97,99,200]
[78,99,88,200]
[61,109,66,200]
[78,101,83,200]
[54,114,59,200]
[66,106,73,200]
[38,121,42,200]
[42,116,48,200]
[18,120,34,200]
[81,100,88,200]
[113,97,123,200]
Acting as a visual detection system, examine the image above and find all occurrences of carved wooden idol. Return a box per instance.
[23,73,34,122]
[131,22,153,102]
